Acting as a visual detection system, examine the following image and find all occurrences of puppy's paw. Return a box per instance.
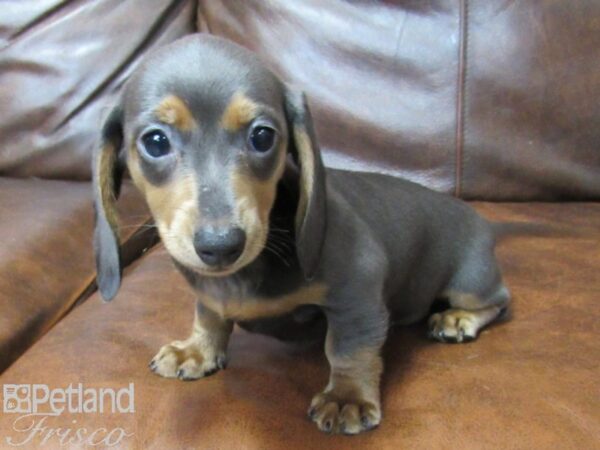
[149,339,227,381]
[428,309,478,343]
[308,392,381,435]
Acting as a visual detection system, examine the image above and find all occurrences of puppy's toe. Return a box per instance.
[308,392,381,435]
[309,399,339,433]
[150,340,226,380]
[428,310,478,343]
[149,343,183,378]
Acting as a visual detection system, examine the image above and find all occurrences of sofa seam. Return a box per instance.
[455,0,469,198]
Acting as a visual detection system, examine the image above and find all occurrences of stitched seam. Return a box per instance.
[455,0,469,198]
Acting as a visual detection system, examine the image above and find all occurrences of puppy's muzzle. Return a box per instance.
[193,227,246,268]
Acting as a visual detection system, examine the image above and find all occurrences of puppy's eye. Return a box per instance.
[141,130,171,158]
[249,126,275,153]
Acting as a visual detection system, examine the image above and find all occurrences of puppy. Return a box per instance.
[93,34,510,435]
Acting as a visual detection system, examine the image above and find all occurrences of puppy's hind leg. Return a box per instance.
[429,252,510,343]
[428,286,509,343]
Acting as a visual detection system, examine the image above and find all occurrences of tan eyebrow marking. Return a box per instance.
[220,91,259,132]
[154,95,196,131]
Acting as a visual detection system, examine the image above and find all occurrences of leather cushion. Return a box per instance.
[461,1,600,200]
[197,0,600,200]
[0,0,196,179]
[1,202,598,448]
[199,0,461,195]
[0,178,152,372]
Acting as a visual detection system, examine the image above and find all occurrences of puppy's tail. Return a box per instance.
[490,221,581,242]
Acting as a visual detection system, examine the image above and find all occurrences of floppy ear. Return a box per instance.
[284,88,327,280]
[93,105,125,301]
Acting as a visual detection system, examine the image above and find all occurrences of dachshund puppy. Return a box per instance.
[93,34,510,435]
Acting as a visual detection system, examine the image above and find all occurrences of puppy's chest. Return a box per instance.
[197,280,327,321]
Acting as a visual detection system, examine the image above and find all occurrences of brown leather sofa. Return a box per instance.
[1,1,598,448]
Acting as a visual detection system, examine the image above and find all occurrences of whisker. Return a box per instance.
[269,227,291,234]
[270,241,292,256]
[265,244,291,267]
[120,214,152,219]
[117,224,157,230]
[268,235,294,250]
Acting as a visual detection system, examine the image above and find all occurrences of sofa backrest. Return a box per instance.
[1,0,599,200]
[0,0,196,180]
[198,0,600,200]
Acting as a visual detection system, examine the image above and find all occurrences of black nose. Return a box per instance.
[193,227,246,267]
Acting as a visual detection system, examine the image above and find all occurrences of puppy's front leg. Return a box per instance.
[150,302,233,381]
[309,300,388,435]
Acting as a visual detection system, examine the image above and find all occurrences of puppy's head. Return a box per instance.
[93,35,326,300]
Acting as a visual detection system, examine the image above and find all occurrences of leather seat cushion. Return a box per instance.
[0,178,151,372]
[0,202,598,448]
